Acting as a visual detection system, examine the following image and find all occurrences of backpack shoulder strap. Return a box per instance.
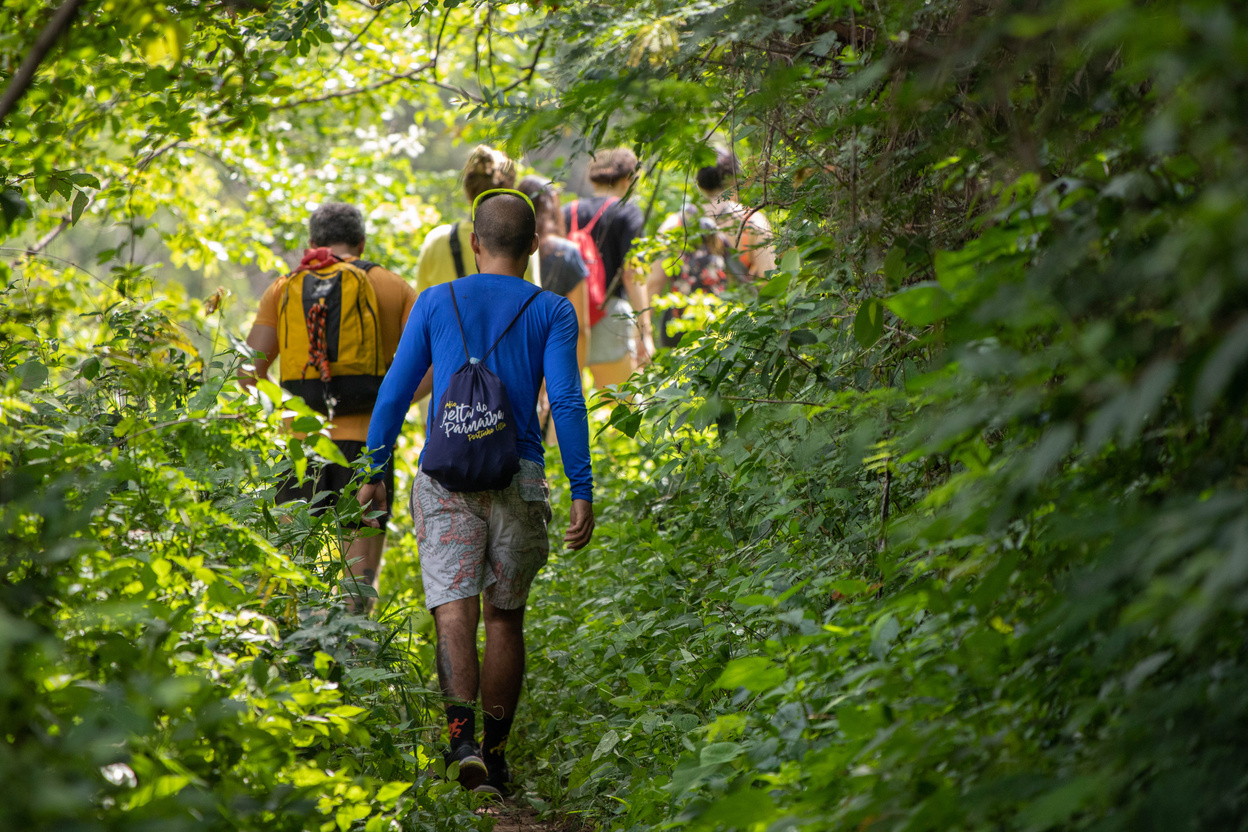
[448,222,466,279]
[568,201,581,234]
[351,259,379,274]
[445,283,471,362]
[481,290,544,363]
[583,197,617,234]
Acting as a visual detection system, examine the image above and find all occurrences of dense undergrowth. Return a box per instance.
[505,0,1248,830]
[0,274,495,831]
[5,0,1248,830]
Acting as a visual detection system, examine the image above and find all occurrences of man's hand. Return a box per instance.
[564,499,595,550]
[357,481,389,529]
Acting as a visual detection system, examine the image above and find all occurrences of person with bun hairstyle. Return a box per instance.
[563,147,654,388]
[414,145,540,293]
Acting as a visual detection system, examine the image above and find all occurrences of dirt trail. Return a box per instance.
[482,805,571,831]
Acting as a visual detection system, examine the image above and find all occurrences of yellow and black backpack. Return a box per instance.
[277,257,384,415]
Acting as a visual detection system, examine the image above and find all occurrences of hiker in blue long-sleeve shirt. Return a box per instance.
[357,190,594,798]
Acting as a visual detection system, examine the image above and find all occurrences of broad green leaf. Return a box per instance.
[255,379,284,411]
[618,410,643,438]
[673,714,700,732]
[779,248,801,274]
[375,781,410,803]
[311,435,350,466]
[71,190,89,225]
[15,360,48,389]
[591,729,620,762]
[291,415,323,434]
[699,741,743,766]
[142,21,185,65]
[854,298,884,347]
[883,282,959,326]
[715,656,785,691]
[869,613,900,659]
[79,356,101,380]
[757,272,791,299]
[883,246,908,290]
[0,187,30,228]
[626,672,652,692]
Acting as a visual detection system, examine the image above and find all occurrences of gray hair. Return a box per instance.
[308,203,365,247]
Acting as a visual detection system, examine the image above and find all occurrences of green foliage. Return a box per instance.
[7,0,1248,829]
[1,0,547,303]
[0,270,491,830]
[503,0,1248,829]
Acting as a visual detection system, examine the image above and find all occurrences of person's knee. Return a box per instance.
[483,601,525,631]
[434,596,481,630]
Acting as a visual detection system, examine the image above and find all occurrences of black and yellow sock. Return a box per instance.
[482,712,514,770]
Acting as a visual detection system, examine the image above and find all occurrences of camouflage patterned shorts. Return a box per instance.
[410,459,552,610]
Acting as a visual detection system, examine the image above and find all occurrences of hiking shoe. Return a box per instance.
[445,742,488,790]
[473,759,513,800]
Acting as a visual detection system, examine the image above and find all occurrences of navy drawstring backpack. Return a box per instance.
[421,283,544,492]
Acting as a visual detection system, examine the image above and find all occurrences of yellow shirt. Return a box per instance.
[253,257,417,442]
[415,220,541,295]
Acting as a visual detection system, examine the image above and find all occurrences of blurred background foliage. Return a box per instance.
[5,0,1248,830]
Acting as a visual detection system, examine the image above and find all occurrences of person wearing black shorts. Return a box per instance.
[274,440,397,530]
[242,203,420,612]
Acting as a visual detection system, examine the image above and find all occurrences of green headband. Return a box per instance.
[471,188,536,222]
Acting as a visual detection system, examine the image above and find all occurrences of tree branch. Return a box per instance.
[325,6,384,76]
[493,30,548,98]
[721,395,827,407]
[0,0,85,127]
[15,176,113,261]
[267,60,437,111]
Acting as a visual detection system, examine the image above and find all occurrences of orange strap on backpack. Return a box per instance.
[293,248,338,383]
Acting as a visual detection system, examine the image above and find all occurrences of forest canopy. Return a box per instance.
[3,0,1248,831]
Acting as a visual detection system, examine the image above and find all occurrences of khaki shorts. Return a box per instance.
[410,459,551,610]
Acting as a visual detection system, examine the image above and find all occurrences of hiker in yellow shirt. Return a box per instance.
[414,145,540,293]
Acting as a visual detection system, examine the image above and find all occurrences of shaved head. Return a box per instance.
[474,193,537,260]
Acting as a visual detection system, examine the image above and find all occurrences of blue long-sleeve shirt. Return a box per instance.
[366,273,593,502]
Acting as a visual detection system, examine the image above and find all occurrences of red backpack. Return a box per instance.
[567,198,617,327]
